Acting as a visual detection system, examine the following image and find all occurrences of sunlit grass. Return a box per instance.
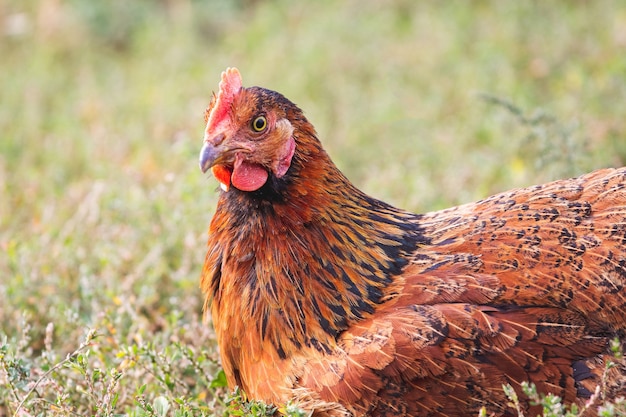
[1,1,625,415]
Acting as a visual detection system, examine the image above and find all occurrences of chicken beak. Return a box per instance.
[200,134,233,191]
[199,141,217,173]
[199,132,227,173]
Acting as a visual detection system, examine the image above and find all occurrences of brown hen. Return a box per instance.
[199,68,626,416]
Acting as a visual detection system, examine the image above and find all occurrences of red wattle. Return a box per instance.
[211,165,232,190]
[232,160,269,191]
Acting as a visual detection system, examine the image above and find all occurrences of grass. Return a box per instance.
[1,0,626,415]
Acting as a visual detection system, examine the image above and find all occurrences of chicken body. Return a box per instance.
[199,68,626,416]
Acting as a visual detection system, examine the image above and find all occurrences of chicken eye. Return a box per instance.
[252,115,267,132]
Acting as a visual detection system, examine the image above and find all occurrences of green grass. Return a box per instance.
[1,1,626,415]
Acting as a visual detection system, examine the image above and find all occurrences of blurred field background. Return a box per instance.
[1,1,626,416]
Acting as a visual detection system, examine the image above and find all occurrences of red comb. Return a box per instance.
[206,67,243,134]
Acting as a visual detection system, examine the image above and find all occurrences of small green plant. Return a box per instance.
[498,339,626,417]
[222,387,309,417]
[0,313,224,416]
[480,94,588,180]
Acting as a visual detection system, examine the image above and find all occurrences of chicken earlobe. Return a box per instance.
[272,123,296,178]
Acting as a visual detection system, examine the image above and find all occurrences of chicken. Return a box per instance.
[198,68,626,417]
